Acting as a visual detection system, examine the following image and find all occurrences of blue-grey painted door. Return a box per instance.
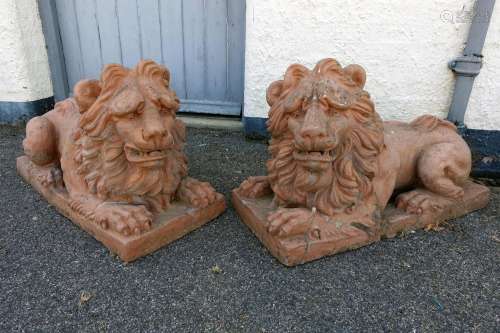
[41,0,245,116]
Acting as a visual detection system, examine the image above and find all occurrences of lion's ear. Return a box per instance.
[344,64,366,89]
[74,79,101,113]
[266,80,284,107]
[161,66,171,87]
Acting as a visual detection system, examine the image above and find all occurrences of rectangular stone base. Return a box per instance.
[232,181,489,266]
[17,156,226,262]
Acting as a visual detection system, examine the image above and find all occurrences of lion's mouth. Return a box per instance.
[293,150,334,163]
[124,144,167,163]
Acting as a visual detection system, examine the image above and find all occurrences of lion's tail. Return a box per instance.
[409,115,457,132]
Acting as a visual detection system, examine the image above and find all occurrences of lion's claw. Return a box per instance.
[267,208,322,240]
[396,190,444,215]
[177,177,218,208]
[40,167,63,188]
[95,203,153,236]
[237,176,271,198]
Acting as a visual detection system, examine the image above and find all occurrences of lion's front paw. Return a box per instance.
[396,190,444,215]
[40,167,63,188]
[177,177,217,208]
[267,208,322,240]
[237,176,272,198]
[94,203,153,236]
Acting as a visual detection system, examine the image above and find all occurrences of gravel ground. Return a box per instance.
[0,124,499,332]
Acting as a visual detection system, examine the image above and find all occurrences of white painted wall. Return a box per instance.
[244,0,500,130]
[467,5,500,130]
[0,0,52,102]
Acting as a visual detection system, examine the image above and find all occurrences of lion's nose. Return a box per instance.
[300,118,328,140]
[143,124,166,140]
[142,109,167,140]
[300,126,327,140]
[299,104,328,140]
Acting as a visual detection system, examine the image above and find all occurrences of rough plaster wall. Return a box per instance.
[0,0,52,102]
[244,0,499,130]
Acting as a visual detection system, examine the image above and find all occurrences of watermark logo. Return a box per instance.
[441,5,491,24]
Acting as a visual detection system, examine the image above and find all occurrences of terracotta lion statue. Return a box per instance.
[237,58,472,240]
[23,60,217,236]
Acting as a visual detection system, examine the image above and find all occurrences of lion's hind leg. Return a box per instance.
[418,142,470,198]
[23,116,58,166]
[23,116,64,187]
[396,142,470,215]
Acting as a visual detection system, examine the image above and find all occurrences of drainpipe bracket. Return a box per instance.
[448,54,483,77]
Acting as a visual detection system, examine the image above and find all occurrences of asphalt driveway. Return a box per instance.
[1,125,499,332]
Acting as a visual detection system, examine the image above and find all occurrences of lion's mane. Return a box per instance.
[72,60,187,212]
[266,58,385,216]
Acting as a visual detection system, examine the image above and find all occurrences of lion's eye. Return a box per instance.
[160,106,174,115]
[325,107,336,116]
[290,110,302,118]
[136,101,145,114]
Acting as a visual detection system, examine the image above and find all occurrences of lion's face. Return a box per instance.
[109,78,179,169]
[287,88,353,174]
[266,58,384,214]
[73,60,187,211]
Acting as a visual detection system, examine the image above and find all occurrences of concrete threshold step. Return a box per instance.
[177,115,243,131]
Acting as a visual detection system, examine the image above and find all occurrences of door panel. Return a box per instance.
[42,0,245,116]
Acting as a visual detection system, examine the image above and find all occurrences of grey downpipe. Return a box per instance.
[447,0,496,126]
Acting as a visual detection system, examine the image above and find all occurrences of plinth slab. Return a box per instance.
[17,156,226,262]
[232,181,489,266]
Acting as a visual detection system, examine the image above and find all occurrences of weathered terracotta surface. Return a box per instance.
[233,181,489,266]
[234,58,490,266]
[18,60,225,261]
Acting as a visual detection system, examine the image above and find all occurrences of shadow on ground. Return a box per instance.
[1,125,499,332]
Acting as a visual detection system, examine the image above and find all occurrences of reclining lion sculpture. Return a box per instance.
[19,60,225,261]
[233,58,489,265]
